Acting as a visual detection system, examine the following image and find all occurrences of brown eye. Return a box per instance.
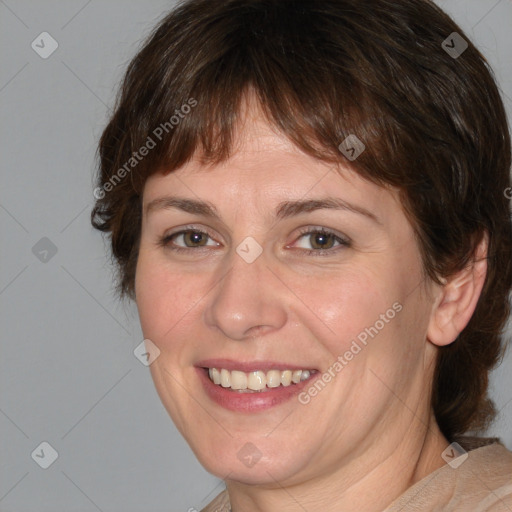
[159,228,218,251]
[181,230,209,247]
[294,228,349,254]
[309,232,336,250]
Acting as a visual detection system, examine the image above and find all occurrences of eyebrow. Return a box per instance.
[145,196,382,224]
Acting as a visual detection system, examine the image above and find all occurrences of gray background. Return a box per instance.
[1,1,511,511]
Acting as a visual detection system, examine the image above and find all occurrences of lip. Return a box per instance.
[195,360,320,413]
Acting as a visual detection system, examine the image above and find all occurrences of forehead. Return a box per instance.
[143,98,403,224]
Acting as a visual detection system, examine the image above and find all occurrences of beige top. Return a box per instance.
[201,443,512,511]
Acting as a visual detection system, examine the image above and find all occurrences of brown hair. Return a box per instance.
[91,0,512,442]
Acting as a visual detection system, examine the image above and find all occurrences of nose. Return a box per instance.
[203,247,287,341]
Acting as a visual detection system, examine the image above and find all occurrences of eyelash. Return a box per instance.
[157,225,350,257]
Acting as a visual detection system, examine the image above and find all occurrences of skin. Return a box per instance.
[135,95,488,511]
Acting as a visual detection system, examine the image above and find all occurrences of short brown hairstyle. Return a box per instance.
[91,0,512,443]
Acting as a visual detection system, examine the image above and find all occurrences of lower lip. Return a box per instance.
[196,367,319,413]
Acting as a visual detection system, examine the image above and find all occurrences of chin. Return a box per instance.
[191,436,312,486]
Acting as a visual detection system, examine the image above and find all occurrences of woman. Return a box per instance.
[91,0,512,510]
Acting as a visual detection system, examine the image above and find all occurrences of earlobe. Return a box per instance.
[427,233,488,347]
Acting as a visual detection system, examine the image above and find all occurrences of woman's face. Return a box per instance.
[135,105,439,486]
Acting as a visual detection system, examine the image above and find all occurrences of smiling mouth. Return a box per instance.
[205,367,318,392]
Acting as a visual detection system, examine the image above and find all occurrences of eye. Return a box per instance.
[292,227,350,255]
[158,227,219,252]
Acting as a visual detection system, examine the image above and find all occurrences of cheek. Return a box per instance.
[135,249,229,365]
[134,250,197,340]
[297,266,398,355]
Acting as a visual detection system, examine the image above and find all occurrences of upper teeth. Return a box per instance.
[208,368,313,390]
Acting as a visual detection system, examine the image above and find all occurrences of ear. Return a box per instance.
[427,232,488,347]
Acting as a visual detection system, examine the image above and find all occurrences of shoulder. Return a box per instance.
[461,443,512,511]
[386,442,512,511]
